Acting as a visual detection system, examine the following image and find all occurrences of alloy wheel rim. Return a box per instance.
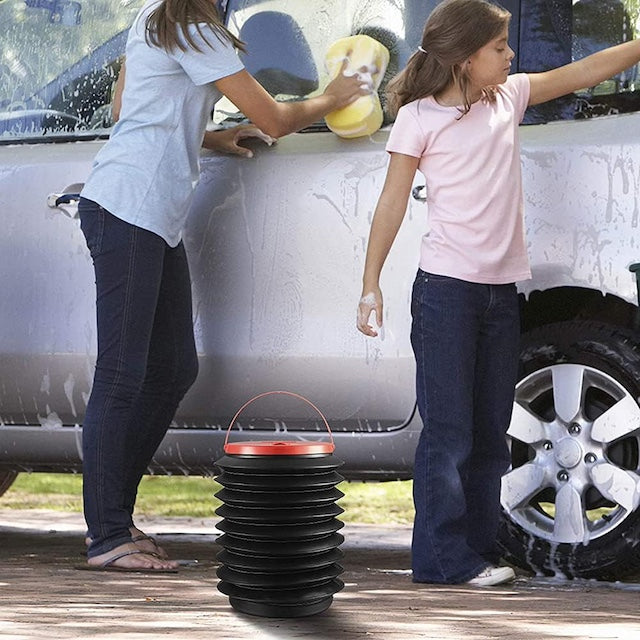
[501,363,640,544]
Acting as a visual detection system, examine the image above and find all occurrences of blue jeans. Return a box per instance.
[79,198,199,558]
[410,270,519,583]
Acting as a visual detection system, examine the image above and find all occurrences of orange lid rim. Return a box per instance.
[224,440,335,456]
[224,391,335,454]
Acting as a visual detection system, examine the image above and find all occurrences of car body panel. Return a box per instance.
[521,113,640,303]
[0,132,425,478]
[2,0,640,490]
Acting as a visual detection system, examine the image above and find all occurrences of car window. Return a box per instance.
[521,0,640,123]
[5,0,638,141]
[214,0,436,129]
[0,0,144,142]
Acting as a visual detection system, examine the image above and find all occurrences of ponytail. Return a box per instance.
[386,49,450,116]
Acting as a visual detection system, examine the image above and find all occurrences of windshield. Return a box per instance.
[0,0,144,141]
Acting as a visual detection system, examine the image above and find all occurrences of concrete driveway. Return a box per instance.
[1,509,639,639]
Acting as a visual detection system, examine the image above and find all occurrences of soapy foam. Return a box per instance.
[358,293,385,339]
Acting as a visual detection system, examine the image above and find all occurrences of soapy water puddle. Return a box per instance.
[521,576,640,592]
[372,569,640,592]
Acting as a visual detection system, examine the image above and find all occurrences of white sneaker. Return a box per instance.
[466,565,515,587]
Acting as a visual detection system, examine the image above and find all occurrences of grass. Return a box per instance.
[1,473,414,525]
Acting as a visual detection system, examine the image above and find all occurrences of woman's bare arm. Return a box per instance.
[215,67,370,139]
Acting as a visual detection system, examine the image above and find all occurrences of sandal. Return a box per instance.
[76,543,178,573]
[83,529,169,560]
[130,533,169,559]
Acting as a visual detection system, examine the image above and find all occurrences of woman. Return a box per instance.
[79,0,369,572]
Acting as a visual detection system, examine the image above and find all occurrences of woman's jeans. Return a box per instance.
[410,270,520,583]
[78,198,199,558]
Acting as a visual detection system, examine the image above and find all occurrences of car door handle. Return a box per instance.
[49,193,80,205]
[411,185,427,202]
[47,183,83,219]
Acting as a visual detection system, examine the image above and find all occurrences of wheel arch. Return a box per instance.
[519,286,639,334]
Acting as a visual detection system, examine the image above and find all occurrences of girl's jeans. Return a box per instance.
[79,198,199,558]
[410,270,520,583]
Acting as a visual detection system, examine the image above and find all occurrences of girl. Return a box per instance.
[356,0,640,586]
[79,0,368,572]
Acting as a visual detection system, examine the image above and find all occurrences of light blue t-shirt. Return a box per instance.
[81,1,244,247]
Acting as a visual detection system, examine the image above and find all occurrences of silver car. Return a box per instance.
[2,0,640,581]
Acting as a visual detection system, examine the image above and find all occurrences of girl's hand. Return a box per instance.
[323,59,375,110]
[357,288,383,337]
[202,125,276,157]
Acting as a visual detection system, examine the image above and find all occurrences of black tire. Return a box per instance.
[498,321,640,581]
[0,470,18,498]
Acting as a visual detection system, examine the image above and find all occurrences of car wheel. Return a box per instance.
[0,470,17,498]
[498,321,640,580]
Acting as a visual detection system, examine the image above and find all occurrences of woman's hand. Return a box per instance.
[202,125,276,157]
[357,288,383,337]
[323,59,375,110]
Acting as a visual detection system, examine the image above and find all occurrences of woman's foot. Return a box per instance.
[84,527,170,560]
[86,542,179,572]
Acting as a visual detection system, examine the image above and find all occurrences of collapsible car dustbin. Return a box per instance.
[214,391,345,618]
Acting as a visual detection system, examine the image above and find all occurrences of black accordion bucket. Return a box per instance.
[214,391,345,618]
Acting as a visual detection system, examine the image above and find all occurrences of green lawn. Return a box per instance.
[2,473,414,525]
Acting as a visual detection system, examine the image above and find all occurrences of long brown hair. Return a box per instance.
[386,0,510,116]
[145,0,246,54]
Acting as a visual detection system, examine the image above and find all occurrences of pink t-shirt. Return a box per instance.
[386,73,531,284]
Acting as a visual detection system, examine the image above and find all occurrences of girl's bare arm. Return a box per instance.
[528,39,640,106]
[357,152,420,337]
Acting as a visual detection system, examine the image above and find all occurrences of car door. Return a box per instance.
[0,1,141,471]
[0,0,141,430]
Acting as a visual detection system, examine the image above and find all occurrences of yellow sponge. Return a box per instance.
[324,35,390,139]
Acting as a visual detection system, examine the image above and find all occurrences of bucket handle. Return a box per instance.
[224,390,334,448]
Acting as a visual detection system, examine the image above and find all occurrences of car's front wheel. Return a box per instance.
[498,321,640,581]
